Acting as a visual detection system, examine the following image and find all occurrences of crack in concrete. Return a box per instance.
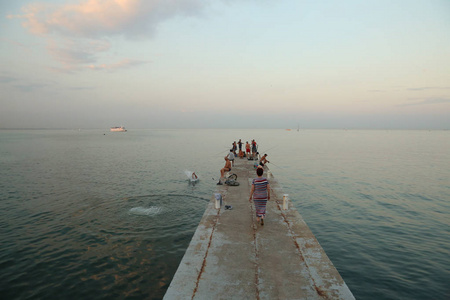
[275,196,329,299]
[249,200,261,300]
[191,208,221,299]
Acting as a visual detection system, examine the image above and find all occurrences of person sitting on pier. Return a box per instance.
[253,152,261,168]
[238,149,244,159]
[249,166,271,225]
[217,156,232,185]
[259,154,269,167]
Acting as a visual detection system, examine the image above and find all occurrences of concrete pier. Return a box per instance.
[164,158,354,299]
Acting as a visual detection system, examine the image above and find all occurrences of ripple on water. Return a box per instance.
[1,193,209,300]
[129,206,162,216]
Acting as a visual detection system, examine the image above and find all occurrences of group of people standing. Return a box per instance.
[229,139,270,165]
[217,139,247,185]
[218,139,259,185]
[217,138,271,226]
[230,139,258,160]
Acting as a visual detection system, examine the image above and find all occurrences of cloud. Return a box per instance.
[2,38,34,52]
[10,0,203,38]
[47,38,111,65]
[0,72,54,92]
[86,58,148,71]
[14,83,48,92]
[398,97,450,107]
[9,0,204,71]
[407,86,450,91]
[0,75,18,83]
[67,85,96,91]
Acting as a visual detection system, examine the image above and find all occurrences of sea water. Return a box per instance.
[0,129,449,299]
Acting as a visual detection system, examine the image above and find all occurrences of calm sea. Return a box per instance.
[0,129,449,299]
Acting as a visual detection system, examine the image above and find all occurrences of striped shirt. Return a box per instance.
[252,177,268,200]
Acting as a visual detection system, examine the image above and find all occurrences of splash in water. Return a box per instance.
[184,170,199,182]
[129,206,162,216]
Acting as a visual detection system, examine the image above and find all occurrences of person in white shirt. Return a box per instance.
[227,149,235,166]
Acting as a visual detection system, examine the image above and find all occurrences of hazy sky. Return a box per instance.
[1,0,449,129]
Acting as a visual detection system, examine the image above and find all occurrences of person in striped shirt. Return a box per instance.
[248,166,271,225]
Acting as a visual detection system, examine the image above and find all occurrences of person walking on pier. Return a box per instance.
[249,166,271,225]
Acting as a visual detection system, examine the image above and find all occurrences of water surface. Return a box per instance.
[0,129,449,299]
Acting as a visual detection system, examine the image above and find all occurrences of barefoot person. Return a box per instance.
[238,149,244,159]
[227,149,235,166]
[217,156,232,185]
[249,166,271,225]
[259,154,269,167]
[245,141,251,158]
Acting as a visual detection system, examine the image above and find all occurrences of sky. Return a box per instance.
[1,0,450,129]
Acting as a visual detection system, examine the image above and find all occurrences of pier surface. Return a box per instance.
[164,158,354,299]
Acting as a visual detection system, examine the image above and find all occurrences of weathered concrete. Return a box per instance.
[164,158,354,299]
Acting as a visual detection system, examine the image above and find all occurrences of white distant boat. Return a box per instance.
[110,126,127,132]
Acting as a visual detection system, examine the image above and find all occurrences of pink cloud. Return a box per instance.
[10,0,203,38]
[8,0,203,71]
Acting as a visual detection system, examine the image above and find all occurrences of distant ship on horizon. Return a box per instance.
[110,126,127,132]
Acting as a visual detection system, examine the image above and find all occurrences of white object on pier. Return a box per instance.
[283,194,289,210]
[214,193,223,209]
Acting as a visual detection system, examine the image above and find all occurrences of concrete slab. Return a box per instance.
[164,158,354,299]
